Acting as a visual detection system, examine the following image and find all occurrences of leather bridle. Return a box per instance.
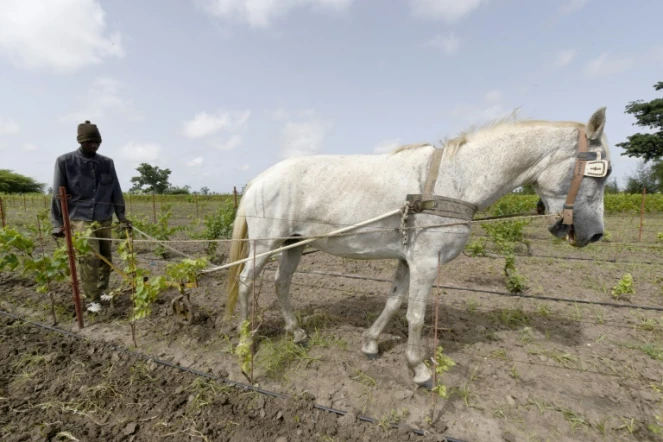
[559,128,610,227]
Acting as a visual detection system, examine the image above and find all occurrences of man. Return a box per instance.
[50,120,131,313]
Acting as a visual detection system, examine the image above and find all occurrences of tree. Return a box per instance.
[616,81,663,162]
[200,186,210,195]
[130,163,171,194]
[165,185,191,195]
[624,160,662,194]
[0,169,45,193]
[605,177,620,194]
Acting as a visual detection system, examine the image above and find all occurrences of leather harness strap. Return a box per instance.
[405,147,478,222]
[562,128,589,226]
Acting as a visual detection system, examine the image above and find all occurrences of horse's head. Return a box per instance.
[534,107,611,247]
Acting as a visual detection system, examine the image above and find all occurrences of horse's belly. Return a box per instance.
[310,232,403,260]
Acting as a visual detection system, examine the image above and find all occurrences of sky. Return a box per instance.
[0,0,662,194]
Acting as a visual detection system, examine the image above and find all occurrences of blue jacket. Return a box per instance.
[50,148,126,228]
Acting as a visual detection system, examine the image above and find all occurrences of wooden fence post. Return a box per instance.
[152,192,157,224]
[638,187,646,242]
[0,197,5,227]
[59,186,84,329]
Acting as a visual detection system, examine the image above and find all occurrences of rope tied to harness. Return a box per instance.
[400,201,411,245]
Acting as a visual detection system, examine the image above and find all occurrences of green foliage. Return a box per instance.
[481,220,530,293]
[164,185,191,195]
[132,271,168,321]
[132,204,181,258]
[605,177,620,194]
[0,169,45,194]
[612,273,635,300]
[22,247,69,294]
[465,238,487,257]
[625,160,663,194]
[0,226,69,295]
[482,193,663,215]
[116,234,169,321]
[165,258,207,293]
[234,320,254,379]
[130,163,172,194]
[0,227,35,271]
[191,199,237,260]
[616,81,663,162]
[431,346,456,398]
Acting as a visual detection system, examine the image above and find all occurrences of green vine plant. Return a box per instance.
[131,204,182,258]
[186,199,236,262]
[430,346,456,398]
[115,235,167,321]
[0,226,72,324]
[165,258,208,294]
[612,273,635,301]
[465,220,530,293]
[234,319,254,383]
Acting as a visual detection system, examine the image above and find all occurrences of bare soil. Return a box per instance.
[1,203,663,442]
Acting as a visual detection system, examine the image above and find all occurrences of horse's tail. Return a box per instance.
[224,193,249,322]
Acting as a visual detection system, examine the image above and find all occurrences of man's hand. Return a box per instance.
[119,218,133,231]
[52,226,65,238]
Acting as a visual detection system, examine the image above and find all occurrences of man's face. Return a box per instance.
[82,141,100,154]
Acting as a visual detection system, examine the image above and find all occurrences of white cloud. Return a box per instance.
[0,0,123,73]
[553,49,577,68]
[409,0,486,23]
[452,103,510,124]
[484,90,502,103]
[60,77,142,123]
[237,164,250,171]
[117,142,163,165]
[425,33,459,56]
[187,157,204,168]
[0,117,19,135]
[21,143,37,152]
[180,110,250,139]
[450,90,515,125]
[272,108,290,120]
[194,0,354,28]
[583,53,635,78]
[373,139,401,154]
[560,0,590,14]
[216,134,243,151]
[582,45,663,78]
[280,116,332,159]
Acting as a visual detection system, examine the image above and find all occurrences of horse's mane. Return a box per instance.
[388,110,586,159]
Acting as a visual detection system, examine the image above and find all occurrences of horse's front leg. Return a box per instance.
[405,257,439,389]
[362,260,409,358]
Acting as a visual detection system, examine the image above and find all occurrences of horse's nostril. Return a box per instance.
[590,233,603,243]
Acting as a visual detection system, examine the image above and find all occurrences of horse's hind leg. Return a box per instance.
[237,239,278,326]
[274,246,307,344]
[362,260,409,358]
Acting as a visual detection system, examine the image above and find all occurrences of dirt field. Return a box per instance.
[1,201,663,442]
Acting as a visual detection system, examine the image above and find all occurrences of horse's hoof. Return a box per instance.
[363,351,380,360]
[417,377,434,391]
[295,338,309,348]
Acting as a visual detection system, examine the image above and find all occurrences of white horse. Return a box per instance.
[223,107,611,388]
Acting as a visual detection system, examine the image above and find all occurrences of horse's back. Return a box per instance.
[242,148,433,232]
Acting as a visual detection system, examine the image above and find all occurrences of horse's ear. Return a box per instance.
[586,106,607,140]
